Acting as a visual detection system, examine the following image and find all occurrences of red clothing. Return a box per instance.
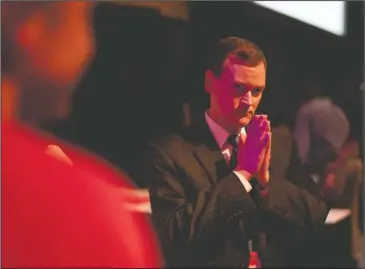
[2,122,161,268]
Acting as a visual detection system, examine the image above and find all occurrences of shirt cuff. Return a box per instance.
[233,171,252,193]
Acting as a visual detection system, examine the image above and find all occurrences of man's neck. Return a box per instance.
[2,76,19,123]
[206,109,241,134]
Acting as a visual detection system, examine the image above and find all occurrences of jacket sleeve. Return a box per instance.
[264,138,330,240]
[139,142,258,266]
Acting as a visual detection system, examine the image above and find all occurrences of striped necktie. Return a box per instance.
[227,134,238,170]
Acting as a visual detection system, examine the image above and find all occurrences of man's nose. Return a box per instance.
[240,91,253,106]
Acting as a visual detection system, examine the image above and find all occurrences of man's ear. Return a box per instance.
[205,70,215,94]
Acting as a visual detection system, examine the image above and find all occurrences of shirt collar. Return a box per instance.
[205,112,246,149]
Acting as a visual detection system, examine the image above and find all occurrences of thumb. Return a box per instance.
[262,132,271,148]
[266,132,272,149]
[263,145,271,170]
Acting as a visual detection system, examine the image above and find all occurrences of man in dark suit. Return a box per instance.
[135,37,329,267]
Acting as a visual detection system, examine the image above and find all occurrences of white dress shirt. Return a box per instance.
[205,113,252,193]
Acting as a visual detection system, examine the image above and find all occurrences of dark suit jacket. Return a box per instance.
[310,156,363,268]
[134,118,329,267]
[270,126,295,183]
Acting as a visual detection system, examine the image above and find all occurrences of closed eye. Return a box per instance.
[252,88,264,96]
[235,83,245,92]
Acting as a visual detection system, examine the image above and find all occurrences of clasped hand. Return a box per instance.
[236,115,271,188]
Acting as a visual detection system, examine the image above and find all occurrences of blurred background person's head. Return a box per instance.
[204,37,267,133]
[1,2,95,124]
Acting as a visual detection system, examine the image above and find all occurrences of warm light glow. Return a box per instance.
[253,1,345,36]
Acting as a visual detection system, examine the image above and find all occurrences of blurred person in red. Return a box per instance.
[1,2,161,268]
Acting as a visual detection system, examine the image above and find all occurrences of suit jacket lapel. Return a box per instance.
[183,116,269,262]
[182,116,230,184]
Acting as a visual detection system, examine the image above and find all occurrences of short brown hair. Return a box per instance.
[206,36,267,77]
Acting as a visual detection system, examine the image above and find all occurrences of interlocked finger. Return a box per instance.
[249,115,260,135]
[260,121,270,140]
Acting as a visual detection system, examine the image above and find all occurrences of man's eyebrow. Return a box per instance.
[234,81,265,88]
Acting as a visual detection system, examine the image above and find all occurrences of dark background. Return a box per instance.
[44,1,364,176]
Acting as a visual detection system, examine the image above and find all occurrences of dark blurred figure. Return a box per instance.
[358,180,364,240]
[337,76,363,158]
[358,180,363,268]
[1,2,161,267]
[294,79,350,175]
[293,78,363,267]
[316,135,363,268]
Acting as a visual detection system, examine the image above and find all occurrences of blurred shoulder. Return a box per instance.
[272,125,295,149]
[146,126,195,155]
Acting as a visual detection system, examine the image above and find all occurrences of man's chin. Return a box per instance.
[238,116,251,127]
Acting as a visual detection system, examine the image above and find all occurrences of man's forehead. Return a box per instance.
[223,56,266,86]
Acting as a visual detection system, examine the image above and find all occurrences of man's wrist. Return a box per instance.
[233,170,253,193]
[258,182,268,190]
[257,173,269,189]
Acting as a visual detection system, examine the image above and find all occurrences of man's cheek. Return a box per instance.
[253,98,261,110]
[232,98,241,109]
[220,97,235,112]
